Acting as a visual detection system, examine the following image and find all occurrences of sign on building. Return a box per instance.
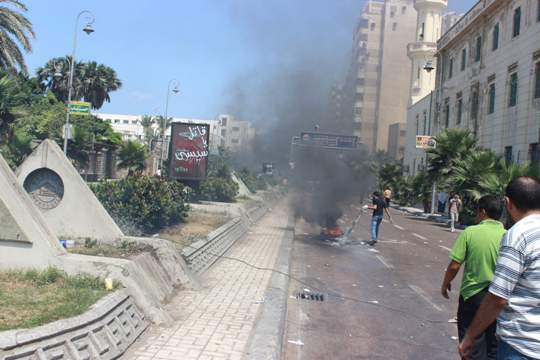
[299,132,358,149]
[68,101,92,115]
[415,135,436,149]
[169,123,210,180]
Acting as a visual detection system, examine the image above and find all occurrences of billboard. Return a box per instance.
[169,123,210,180]
[415,135,436,149]
[299,132,358,149]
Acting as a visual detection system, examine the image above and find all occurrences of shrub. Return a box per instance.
[91,176,190,235]
[197,176,239,203]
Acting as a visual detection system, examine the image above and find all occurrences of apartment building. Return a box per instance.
[216,114,256,153]
[344,0,417,153]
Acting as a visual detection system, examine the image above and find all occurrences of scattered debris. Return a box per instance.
[288,340,305,346]
[378,285,384,288]
[368,300,379,304]
[304,288,311,293]
[352,284,357,287]
[448,318,457,323]
[254,297,265,304]
[451,336,458,341]
[368,249,380,253]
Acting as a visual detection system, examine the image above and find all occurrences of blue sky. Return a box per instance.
[23,0,476,120]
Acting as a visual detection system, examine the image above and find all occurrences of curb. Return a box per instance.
[244,211,294,360]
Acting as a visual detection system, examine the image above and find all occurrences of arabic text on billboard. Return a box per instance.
[415,135,436,149]
[169,123,210,180]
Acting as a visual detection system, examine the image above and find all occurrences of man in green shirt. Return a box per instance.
[440,195,505,360]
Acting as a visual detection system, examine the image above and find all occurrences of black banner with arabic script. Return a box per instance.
[169,122,210,180]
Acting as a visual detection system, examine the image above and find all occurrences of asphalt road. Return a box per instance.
[282,204,464,360]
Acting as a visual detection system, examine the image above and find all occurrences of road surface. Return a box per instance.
[282,205,463,360]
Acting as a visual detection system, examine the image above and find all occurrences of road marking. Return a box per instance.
[393,224,405,230]
[379,239,408,244]
[412,233,428,241]
[408,284,443,312]
[376,255,394,269]
[439,245,452,252]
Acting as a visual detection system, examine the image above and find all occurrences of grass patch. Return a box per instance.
[0,267,117,331]
[68,239,153,259]
[160,211,229,249]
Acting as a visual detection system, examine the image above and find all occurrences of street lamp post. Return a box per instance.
[159,79,180,174]
[63,10,95,154]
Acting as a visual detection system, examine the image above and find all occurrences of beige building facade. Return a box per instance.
[345,0,417,154]
[435,0,540,164]
[217,114,256,153]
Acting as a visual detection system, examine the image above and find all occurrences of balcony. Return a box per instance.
[407,42,437,57]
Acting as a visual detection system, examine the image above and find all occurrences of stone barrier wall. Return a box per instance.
[0,290,148,360]
[182,200,272,274]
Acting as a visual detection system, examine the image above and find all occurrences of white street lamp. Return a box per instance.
[159,79,180,175]
[63,10,95,154]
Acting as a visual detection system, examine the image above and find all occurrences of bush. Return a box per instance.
[91,176,190,235]
[197,176,239,203]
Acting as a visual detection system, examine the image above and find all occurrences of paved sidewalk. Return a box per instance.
[125,202,290,360]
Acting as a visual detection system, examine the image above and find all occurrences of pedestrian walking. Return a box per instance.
[459,177,540,360]
[438,190,448,213]
[367,191,392,246]
[441,195,505,360]
[449,194,462,232]
[383,187,392,206]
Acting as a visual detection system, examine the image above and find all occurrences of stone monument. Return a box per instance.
[16,140,123,243]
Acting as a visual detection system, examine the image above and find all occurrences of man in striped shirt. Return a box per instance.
[459,177,540,359]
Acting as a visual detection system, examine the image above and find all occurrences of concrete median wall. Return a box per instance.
[0,290,148,360]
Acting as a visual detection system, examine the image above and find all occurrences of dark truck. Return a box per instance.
[289,131,362,238]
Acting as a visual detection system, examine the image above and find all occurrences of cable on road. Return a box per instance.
[185,243,451,326]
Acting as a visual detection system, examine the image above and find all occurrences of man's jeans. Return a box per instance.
[371,215,383,241]
[497,341,536,360]
[458,289,497,359]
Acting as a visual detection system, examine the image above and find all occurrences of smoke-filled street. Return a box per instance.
[283,206,463,359]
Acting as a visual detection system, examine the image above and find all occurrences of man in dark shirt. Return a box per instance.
[367,192,392,246]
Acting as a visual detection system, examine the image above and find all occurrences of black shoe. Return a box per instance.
[368,240,377,246]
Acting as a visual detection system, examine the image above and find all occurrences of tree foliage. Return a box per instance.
[0,0,35,73]
[118,140,147,174]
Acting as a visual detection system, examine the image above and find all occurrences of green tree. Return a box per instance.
[449,149,499,200]
[0,0,35,73]
[0,73,27,143]
[427,128,477,185]
[118,140,147,175]
[36,57,122,109]
[140,115,156,147]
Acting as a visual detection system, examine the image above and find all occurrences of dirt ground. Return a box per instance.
[160,211,229,249]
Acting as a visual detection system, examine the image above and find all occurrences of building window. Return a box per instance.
[513,7,521,37]
[392,22,397,31]
[449,58,454,78]
[504,146,513,163]
[123,120,129,124]
[444,100,450,128]
[488,83,496,114]
[370,22,375,31]
[475,36,482,62]
[221,117,227,126]
[537,0,540,22]
[492,23,499,50]
[231,139,239,144]
[456,96,463,125]
[471,90,479,120]
[419,23,425,40]
[415,115,419,135]
[423,112,428,134]
[530,143,539,167]
[535,62,540,99]
[221,129,226,136]
[509,72,518,107]
[232,126,240,132]
[461,48,467,71]
[402,6,407,14]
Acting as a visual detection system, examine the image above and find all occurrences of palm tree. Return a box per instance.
[36,57,122,109]
[477,159,531,198]
[0,0,35,73]
[0,72,26,143]
[80,61,122,109]
[449,149,499,200]
[140,115,156,147]
[427,128,477,185]
[118,140,147,175]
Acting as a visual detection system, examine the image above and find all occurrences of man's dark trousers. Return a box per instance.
[457,288,498,359]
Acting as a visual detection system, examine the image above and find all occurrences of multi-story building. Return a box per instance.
[387,122,407,159]
[216,114,256,153]
[433,0,540,165]
[404,0,540,174]
[345,0,417,154]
